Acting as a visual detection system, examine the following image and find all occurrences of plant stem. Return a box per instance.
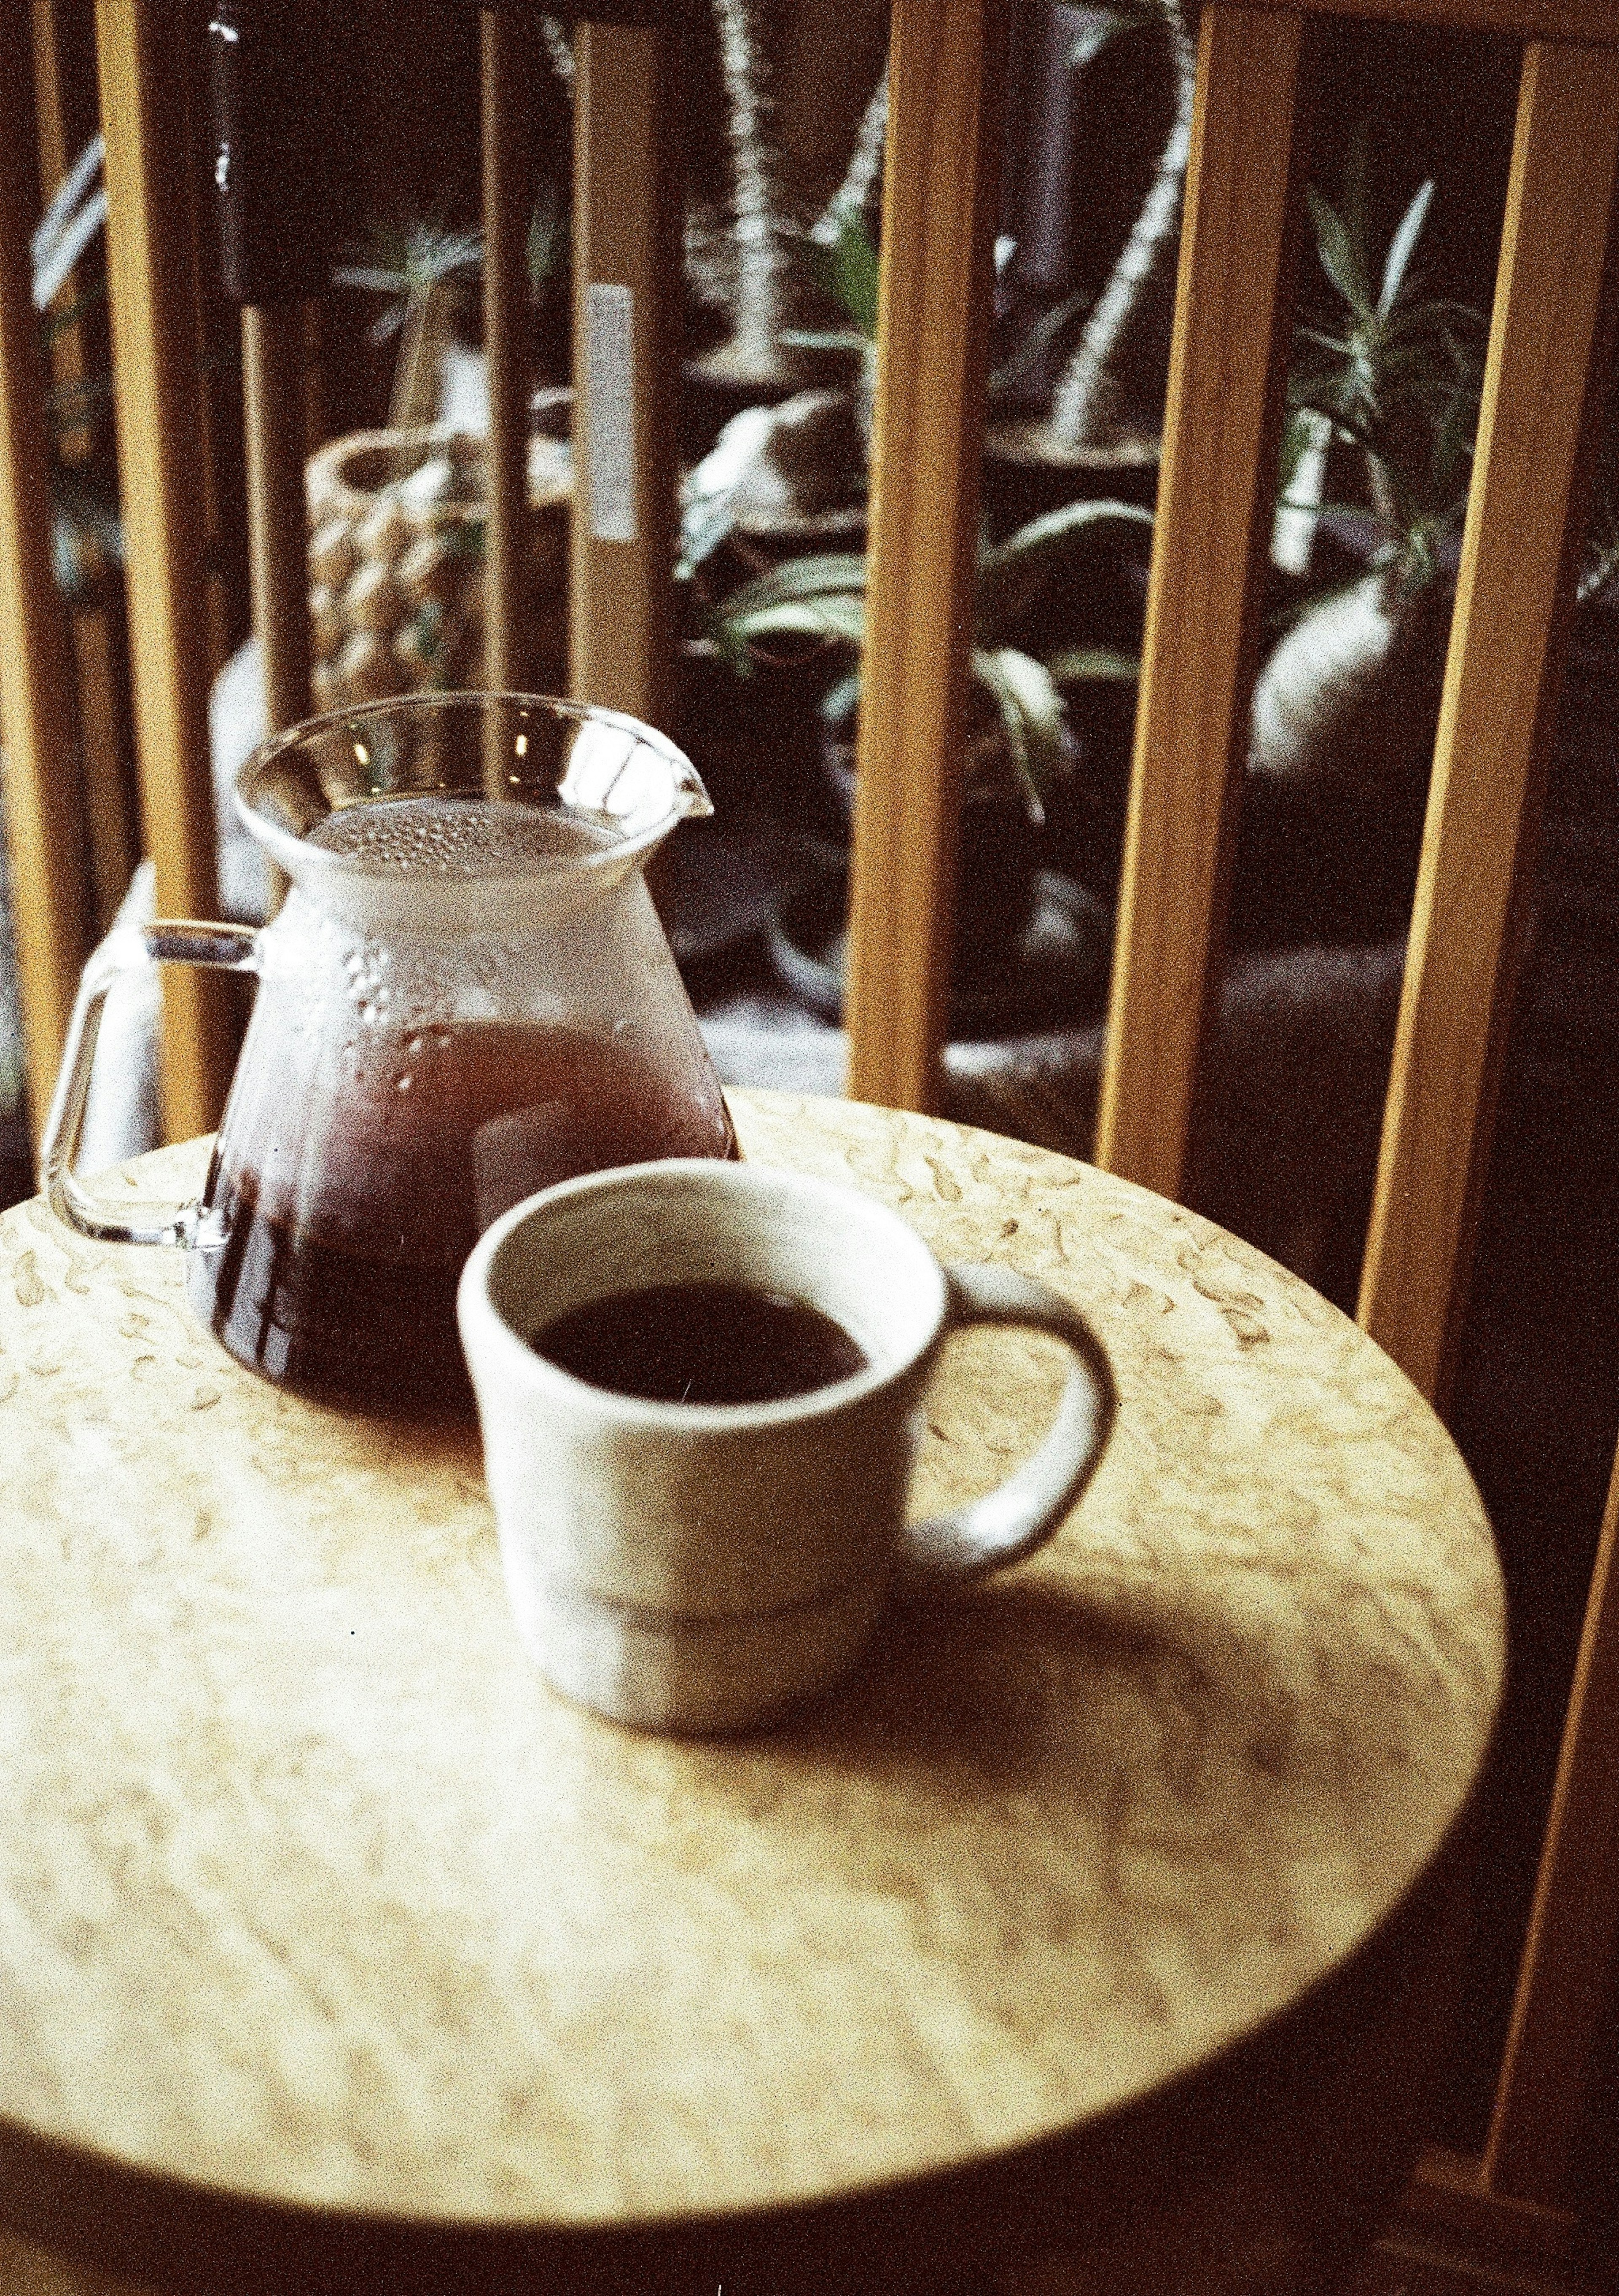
[811,63,889,249]
[539,16,575,93]
[1047,0,1195,451]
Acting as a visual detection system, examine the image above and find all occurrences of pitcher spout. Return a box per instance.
[556,707,712,843]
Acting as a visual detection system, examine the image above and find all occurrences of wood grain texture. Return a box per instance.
[1483,1439,1619,2207]
[241,303,312,738]
[0,1095,1502,2285]
[30,0,99,471]
[567,23,680,729]
[1242,0,1619,42]
[1357,42,1619,1403]
[1094,4,1308,1204]
[480,8,532,695]
[94,0,233,1141]
[0,0,87,1148]
[844,0,1006,1114]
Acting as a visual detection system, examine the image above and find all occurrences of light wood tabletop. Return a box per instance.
[0,1090,1505,2294]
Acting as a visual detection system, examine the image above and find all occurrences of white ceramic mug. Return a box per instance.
[457,1160,1115,1734]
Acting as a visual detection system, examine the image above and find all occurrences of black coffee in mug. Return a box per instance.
[529,1281,869,1406]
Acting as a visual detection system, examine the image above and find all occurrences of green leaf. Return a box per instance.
[717,595,867,651]
[527,185,568,292]
[988,285,1090,399]
[1043,646,1140,684]
[714,553,868,620]
[1377,179,1434,320]
[818,212,880,337]
[971,646,1076,816]
[976,497,1153,629]
[820,670,863,729]
[778,327,871,355]
[1307,186,1374,321]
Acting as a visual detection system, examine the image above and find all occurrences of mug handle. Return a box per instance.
[895,1262,1117,1587]
[41,919,260,1247]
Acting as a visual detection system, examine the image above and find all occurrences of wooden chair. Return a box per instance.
[0,0,1616,2274]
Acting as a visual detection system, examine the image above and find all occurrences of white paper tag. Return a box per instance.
[585,282,637,544]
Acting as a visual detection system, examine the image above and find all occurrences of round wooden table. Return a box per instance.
[0,1092,1504,2296]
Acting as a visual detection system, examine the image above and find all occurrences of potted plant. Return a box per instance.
[985,0,1195,524]
[705,496,1149,1023]
[1233,148,1485,948]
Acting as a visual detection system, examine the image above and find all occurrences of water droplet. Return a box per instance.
[393,1071,414,1093]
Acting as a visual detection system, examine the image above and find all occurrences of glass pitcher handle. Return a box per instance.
[41,920,261,1247]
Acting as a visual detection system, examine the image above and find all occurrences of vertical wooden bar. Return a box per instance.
[96,0,233,1140]
[32,0,138,940]
[1092,3,1308,1201]
[0,0,87,1141]
[1485,1436,1619,2209]
[1357,41,1619,1404]
[842,0,1007,1113]
[482,5,532,694]
[569,20,680,728]
[242,302,312,736]
[30,0,97,470]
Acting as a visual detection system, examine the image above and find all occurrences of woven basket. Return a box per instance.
[305,424,572,712]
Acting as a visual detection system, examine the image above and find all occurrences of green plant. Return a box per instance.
[1250,149,1485,786]
[334,219,486,432]
[707,497,1149,816]
[1277,140,1484,576]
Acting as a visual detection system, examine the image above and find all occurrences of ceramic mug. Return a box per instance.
[457,1160,1116,1734]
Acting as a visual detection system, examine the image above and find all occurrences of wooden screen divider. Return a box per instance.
[567,19,681,730]
[481,8,533,698]
[94,0,231,1142]
[842,0,1007,1111]
[241,302,312,746]
[1357,38,1619,1405]
[0,0,88,1141]
[30,0,137,947]
[1092,2,1310,1198]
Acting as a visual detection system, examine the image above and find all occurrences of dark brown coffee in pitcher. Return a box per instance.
[191,1014,737,1418]
[43,697,740,1419]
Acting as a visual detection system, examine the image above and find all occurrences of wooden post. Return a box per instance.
[0,0,88,1145]
[1092,3,1308,1201]
[842,0,1007,1112]
[242,302,312,737]
[1485,1437,1619,2207]
[481,5,533,694]
[568,19,681,729]
[96,0,233,1140]
[1357,38,1619,1405]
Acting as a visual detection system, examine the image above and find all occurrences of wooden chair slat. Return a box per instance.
[1093,3,1309,1201]
[1357,39,1619,1404]
[0,2,87,1145]
[242,303,312,740]
[844,0,1007,1113]
[1485,1435,1619,2207]
[1241,0,1619,43]
[94,0,231,1139]
[567,22,680,729]
[481,8,532,696]
[32,0,134,945]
